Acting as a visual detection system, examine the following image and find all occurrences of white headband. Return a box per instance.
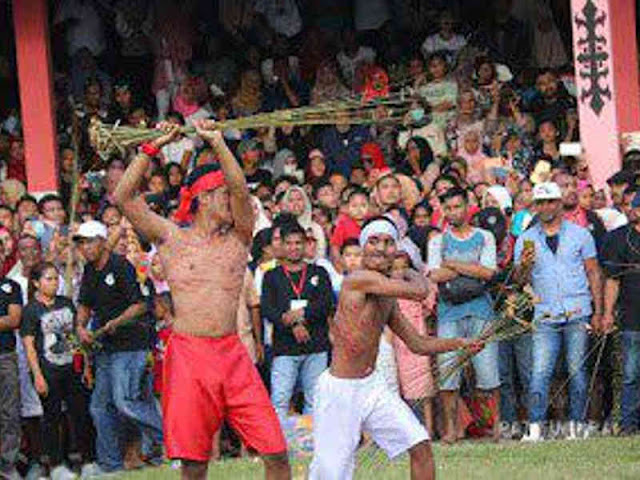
[359,219,399,247]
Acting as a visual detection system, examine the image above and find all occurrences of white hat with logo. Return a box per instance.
[532,182,562,201]
[72,221,108,241]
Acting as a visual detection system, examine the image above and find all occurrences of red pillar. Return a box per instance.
[571,0,640,189]
[12,0,58,196]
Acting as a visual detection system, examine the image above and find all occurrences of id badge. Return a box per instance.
[290,299,308,311]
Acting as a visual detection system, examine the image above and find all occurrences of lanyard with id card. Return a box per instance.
[283,264,308,312]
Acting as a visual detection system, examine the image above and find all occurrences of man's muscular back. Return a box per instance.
[158,226,248,337]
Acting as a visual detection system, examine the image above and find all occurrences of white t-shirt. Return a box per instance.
[54,0,106,56]
[161,137,195,166]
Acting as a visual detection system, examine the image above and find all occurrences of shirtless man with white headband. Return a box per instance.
[309,217,483,480]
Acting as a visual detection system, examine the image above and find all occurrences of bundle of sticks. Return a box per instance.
[89,95,413,159]
[439,286,538,383]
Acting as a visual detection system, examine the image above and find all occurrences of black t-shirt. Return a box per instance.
[0,278,23,354]
[261,264,334,356]
[78,254,148,352]
[20,296,75,368]
[602,225,640,330]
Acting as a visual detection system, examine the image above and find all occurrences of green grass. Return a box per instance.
[122,437,640,479]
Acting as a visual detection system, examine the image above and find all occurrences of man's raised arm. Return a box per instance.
[388,302,482,355]
[114,125,180,244]
[194,120,255,244]
[345,269,429,301]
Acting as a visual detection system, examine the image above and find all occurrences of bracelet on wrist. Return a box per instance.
[141,143,160,158]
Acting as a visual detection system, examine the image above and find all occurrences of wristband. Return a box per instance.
[141,143,160,158]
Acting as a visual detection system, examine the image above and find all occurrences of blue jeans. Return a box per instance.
[499,335,532,423]
[437,296,500,391]
[621,331,640,430]
[271,352,328,421]
[90,351,163,472]
[529,318,589,423]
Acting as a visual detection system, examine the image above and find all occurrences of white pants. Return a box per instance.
[309,370,428,480]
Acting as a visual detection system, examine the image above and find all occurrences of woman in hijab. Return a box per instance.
[272,148,303,182]
[251,196,272,236]
[482,185,513,216]
[360,141,389,185]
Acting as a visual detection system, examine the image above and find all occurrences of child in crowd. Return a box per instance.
[330,187,369,269]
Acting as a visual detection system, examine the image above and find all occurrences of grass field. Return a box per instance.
[121,437,640,479]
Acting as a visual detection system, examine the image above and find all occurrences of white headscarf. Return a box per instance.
[484,185,513,213]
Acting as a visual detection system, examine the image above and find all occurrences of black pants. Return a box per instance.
[40,364,92,467]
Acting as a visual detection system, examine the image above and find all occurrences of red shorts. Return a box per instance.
[163,331,287,461]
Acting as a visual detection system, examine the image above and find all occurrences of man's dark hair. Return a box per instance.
[350,161,366,172]
[434,174,460,189]
[347,186,368,203]
[273,212,298,230]
[312,179,333,200]
[313,204,334,223]
[607,169,636,186]
[275,191,287,205]
[341,237,360,254]
[150,169,168,182]
[439,186,468,205]
[256,181,274,195]
[251,228,273,262]
[38,194,63,213]
[0,205,14,215]
[427,51,448,66]
[99,204,120,222]
[280,220,306,241]
[536,67,557,79]
[274,175,299,190]
[165,111,186,126]
[17,195,38,210]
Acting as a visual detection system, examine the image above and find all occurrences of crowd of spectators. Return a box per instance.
[0,0,639,479]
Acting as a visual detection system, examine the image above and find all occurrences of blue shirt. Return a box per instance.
[514,220,596,322]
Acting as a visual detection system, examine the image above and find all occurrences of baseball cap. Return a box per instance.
[532,182,562,201]
[72,221,108,242]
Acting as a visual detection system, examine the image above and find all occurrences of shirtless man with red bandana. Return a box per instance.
[115,120,290,480]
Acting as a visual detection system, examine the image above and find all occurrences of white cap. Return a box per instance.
[532,182,562,201]
[73,221,108,241]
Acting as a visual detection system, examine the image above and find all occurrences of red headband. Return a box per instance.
[173,170,226,223]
